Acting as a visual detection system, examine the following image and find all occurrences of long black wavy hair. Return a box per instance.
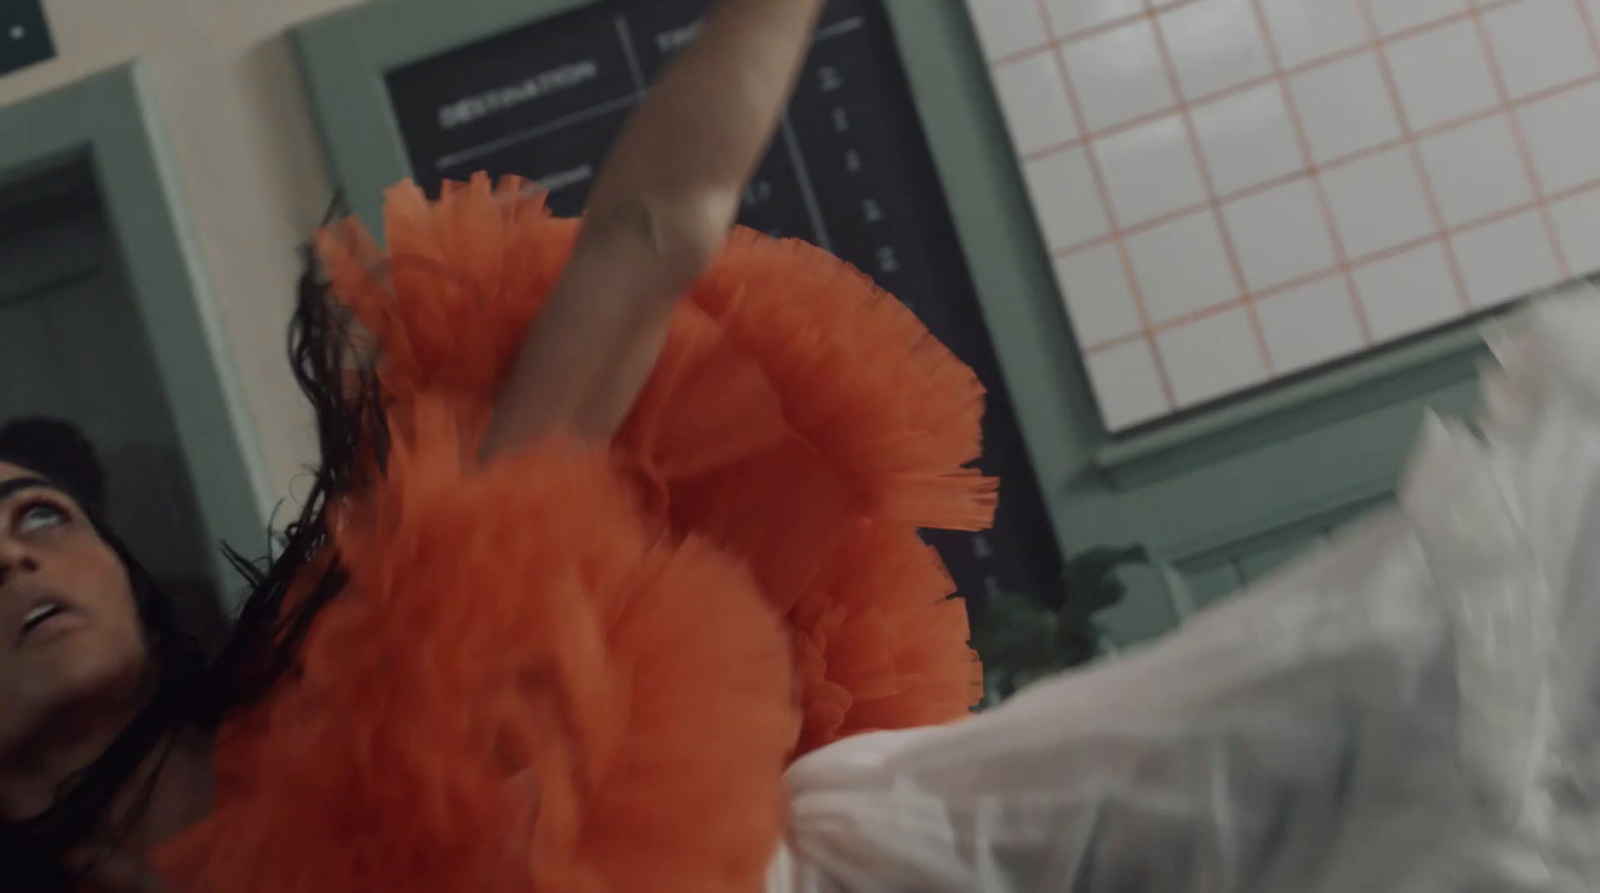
[0,202,388,890]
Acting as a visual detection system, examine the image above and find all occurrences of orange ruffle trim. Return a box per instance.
[156,175,992,893]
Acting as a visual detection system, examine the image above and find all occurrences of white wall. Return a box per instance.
[0,0,371,511]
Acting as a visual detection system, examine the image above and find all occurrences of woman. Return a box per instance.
[4,0,984,889]
[0,449,214,891]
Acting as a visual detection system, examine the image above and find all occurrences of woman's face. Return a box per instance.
[0,460,146,770]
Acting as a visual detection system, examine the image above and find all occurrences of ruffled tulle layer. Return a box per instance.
[159,401,798,893]
[157,174,993,893]
[317,174,990,752]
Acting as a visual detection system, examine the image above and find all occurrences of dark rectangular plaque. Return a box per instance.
[385,0,1065,610]
[0,0,53,79]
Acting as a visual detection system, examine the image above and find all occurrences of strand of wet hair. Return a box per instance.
[213,196,388,712]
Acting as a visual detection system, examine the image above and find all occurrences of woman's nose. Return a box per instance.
[0,540,39,587]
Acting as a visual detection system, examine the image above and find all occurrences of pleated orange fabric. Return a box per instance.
[155,174,992,893]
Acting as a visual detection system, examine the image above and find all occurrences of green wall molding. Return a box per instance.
[0,64,271,597]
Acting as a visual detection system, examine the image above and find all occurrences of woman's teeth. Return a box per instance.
[23,603,63,632]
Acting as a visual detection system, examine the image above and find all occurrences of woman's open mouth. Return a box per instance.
[17,600,71,644]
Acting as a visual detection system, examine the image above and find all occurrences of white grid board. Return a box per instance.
[969,0,1600,430]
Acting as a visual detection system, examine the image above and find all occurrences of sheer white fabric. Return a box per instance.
[770,284,1600,892]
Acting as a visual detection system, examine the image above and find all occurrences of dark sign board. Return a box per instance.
[0,0,53,79]
[385,0,1065,610]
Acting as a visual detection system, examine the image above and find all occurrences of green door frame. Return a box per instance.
[295,0,1504,645]
[0,64,271,595]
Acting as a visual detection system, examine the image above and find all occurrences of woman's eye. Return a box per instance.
[15,503,66,535]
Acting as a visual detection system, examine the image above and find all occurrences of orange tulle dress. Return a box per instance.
[153,175,993,893]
